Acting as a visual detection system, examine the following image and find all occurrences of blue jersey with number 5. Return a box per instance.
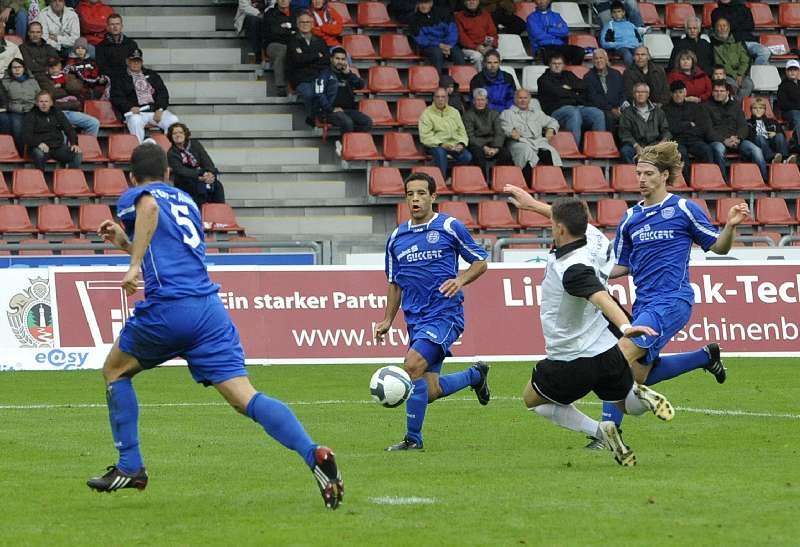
[117,182,219,300]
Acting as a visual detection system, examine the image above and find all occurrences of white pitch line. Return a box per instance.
[368,496,436,506]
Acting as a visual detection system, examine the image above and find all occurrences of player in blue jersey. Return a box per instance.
[375,172,490,451]
[85,143,343,509]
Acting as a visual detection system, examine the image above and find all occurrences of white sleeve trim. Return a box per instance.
[678,198,719,240]
[443,216,486,261]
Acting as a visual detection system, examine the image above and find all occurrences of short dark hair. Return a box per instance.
[107,13,122,23]
[483,49,501,62]
[35,90,53,101]
[330,47,347,58]
[712,64,726,72]
[549,53,565,63]
[551,198,588,237]
[711,79,728,90]
[131,143,168,183]
[404,172,436,195]
[166,122,191,143]
[27,21,42,31]
[610,1,626,11]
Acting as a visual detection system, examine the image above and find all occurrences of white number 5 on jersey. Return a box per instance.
[170,203,201,248]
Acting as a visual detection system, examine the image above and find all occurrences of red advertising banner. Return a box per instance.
[51,263,800,364]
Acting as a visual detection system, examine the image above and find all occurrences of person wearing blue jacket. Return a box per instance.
[584,48,626,133]
[410,0,466,74]
[469,49,516,112]
[526,0,584,65]
[313,47,372,134]
[599,1,642,66]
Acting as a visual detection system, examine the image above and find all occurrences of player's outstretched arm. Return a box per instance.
[589,290,657,338]
[710,202,750,255]
[609,264,629,279]
[98,219,131,253]
[375,283,401,343]
[121,195,159,296]
[503,185,552,217]
[439,259,488,298]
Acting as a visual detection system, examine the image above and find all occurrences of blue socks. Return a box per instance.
[645,348,711,385]
[106,378,143,474]
[602,401,624,428]
[246,392,317,468]
[438,366,479,397]
[405,378,428,444]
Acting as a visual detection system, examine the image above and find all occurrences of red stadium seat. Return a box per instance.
[568,34,599,51]
[716,197,755,225]
[358,99,398,126]
[13,169,54,198]
[0,204,36,233]
[411,166,453,195]
[666,3,697,29]
[341,132,383,161]
[368,66,408,94]
[438,201,479,229]
[518,208,551,228]
[328,2,354,27]
[638,3,664,27]
[0,172,12,197]
[379,34,420,60]
[741,96,776,119]
[572,165,611,193]
[396,202,411,224]
[79,203,113,233]
[490,165,528,192]
[565,65,589,79]
[5,35,21,45]
[759,34,796,60]
[448,65,477,93]
[780,3,800,28]
[108,134,139,162]
[768,163,800,190]
[54,169,95,198]
[84,100,124,128]
[202,203,245,233]
[531,166,569,193]
[408,66,440,93]
[478,200,521,229]
[149,133,170,152]
[37,204,78,233]
[756,197,793,225]
[671,171,690,192]
[93,168,129,197]
[357,2,400,27]
[77,134,108,162]
[729,163,768,191]
[451,166,493,194]
[550,131,586,159]
[749,230,781,247]
[383,132,426,161]
[18,238,53,255]
[0,238,11,255]
[0,135,22,162]
[342,35,380,60]
[227,235,262,253]
[514,2,536,21]
[611,164,639,192]
[702,2,717,28]
[396,98,427,126]
[596,199,628,227]
[689,198,713,221]
[369,167,405,196]
[747,3,776,27]
[582,131,620,159]
[690,163,729,191]
[59,237,93,255]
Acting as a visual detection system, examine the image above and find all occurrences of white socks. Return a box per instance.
[624,386,647,416]
[533,403,599,437]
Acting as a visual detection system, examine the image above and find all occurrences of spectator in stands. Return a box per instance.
[410,0,465,75]
[499,87,561,182]
[469,49,515,113]
[537,53,605,146]
[110,49,179,143]
[455,0,497,72]
[584,48,625,135]
[439,73,466,113]
[623,46,669,105]
[390,0,452,26]
[263,0,296,97]
[419,87,472,180]
[286,12,328,123]
[1,1,46,39]
[38,0,80,56]
[747,97,793,165]
[23,89,81,171]
[2,57,39,153]
[65,37,108,99]
[463,87,511,177]
[291,0,309,9]
[707,79,767,180]
[96,13,140,80]
[0,22,22,78]
[668,17,713,75]
[594,0,644,29]
[777,60,800,149]
[315,46,372,149]
[309,0,342,47]
[480,1,524,35]
[710,64,750,101]
[710,17,753,100]
[599,1,642,67]
[711,0,770,66]
[667,50,711,103]
[526,0,585,65]
[662,80,713,179]
[20,21,60,87]
[234,1,265,67]
[45,56,100,135]
[76,0,114,53]
[166,122,225,205]
[618,82,670,164]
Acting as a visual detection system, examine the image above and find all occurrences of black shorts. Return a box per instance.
[531,345,633,405]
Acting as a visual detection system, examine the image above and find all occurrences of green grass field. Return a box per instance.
[2,359,798,546]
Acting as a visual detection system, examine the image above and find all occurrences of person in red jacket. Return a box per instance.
[454,0,497,71]
[666,50,712,103]
[76,0,114,50]
[309,0,342,47]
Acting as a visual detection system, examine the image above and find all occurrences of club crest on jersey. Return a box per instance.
[661,206,675,219]
[426,231,440,244]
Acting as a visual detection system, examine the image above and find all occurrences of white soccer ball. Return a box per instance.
[369,366,412,408]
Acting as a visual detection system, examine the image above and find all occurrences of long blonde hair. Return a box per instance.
[635,141,683,186]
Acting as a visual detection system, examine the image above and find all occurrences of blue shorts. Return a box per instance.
[118,293,246,386]
[407,318,463,374]
[629,298,693,365]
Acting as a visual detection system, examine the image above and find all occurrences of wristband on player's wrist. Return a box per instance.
[619,323,632,334]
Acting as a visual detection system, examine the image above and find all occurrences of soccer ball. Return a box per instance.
[369,366,412,408]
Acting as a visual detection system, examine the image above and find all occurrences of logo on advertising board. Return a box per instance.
[7,277,53,348]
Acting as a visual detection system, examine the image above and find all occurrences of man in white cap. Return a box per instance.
[777,60,800,147]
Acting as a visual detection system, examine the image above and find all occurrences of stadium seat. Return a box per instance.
[759,34,795,60]
[478,200,521,229]
[358,99,398,126]
[797,198,800,222]
[644,33,673,61]
[451,166,493,194]
[12,169,54,198]
[572,165,611,193]
[0,134,22,162]
[411,166,453,195]
[0,172,12,198]
[93,168,129,197]
[396,202,411,225]
[0,204,36,233]
[550,131,586,159]
[448,65,477,93]
[568,34,599,52]
[202,203,245,233]
[531,166,570,193]
[565,65,589,79]
[747,2,776,27]
[551,2,586,27]
[108,134,139,162]
[666,3,696,29]
[79,203,113,233]
[84,100,124,128]
[383,132,425,161]
[59,237,92,255]
[368,66,408,94]
[438,201,479,229]
[343,35,380,60]
[521,65,547,93]
[396,98,427,126]
[77,134,108,162]
[368,167,405,196]
[149,133,170,152]
[741,96,776,119]
[226,235,262,254]
[716,197,755,225]
[490,165,528,192]
[18,238,53,255]
[37,204,78,233]
[341,132,383,161]
[779,3,800,28]
[750,65,781,92]
[596,199,628,227]
[501,65,521,89]
[702,2,717,28]
[690,163,729,191]
[671,172,690,192]
[768,163,800,190]
[748,230,781,247]
[514,2,536,21]
[689,198,713,221]
[328,1,354,27]
[497,34,532,60]
[379,34,420,60]
[582,131,620,158]
[357,2,399,27]
[611,164,639,192]
[756,197,793,225]
[638,2,664,27]
[408,65,440,93]
[518,208,551,228]
[53,169,95,198]
[729,163,768,191]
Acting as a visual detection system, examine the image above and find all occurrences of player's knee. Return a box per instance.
[522,383,538,409]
